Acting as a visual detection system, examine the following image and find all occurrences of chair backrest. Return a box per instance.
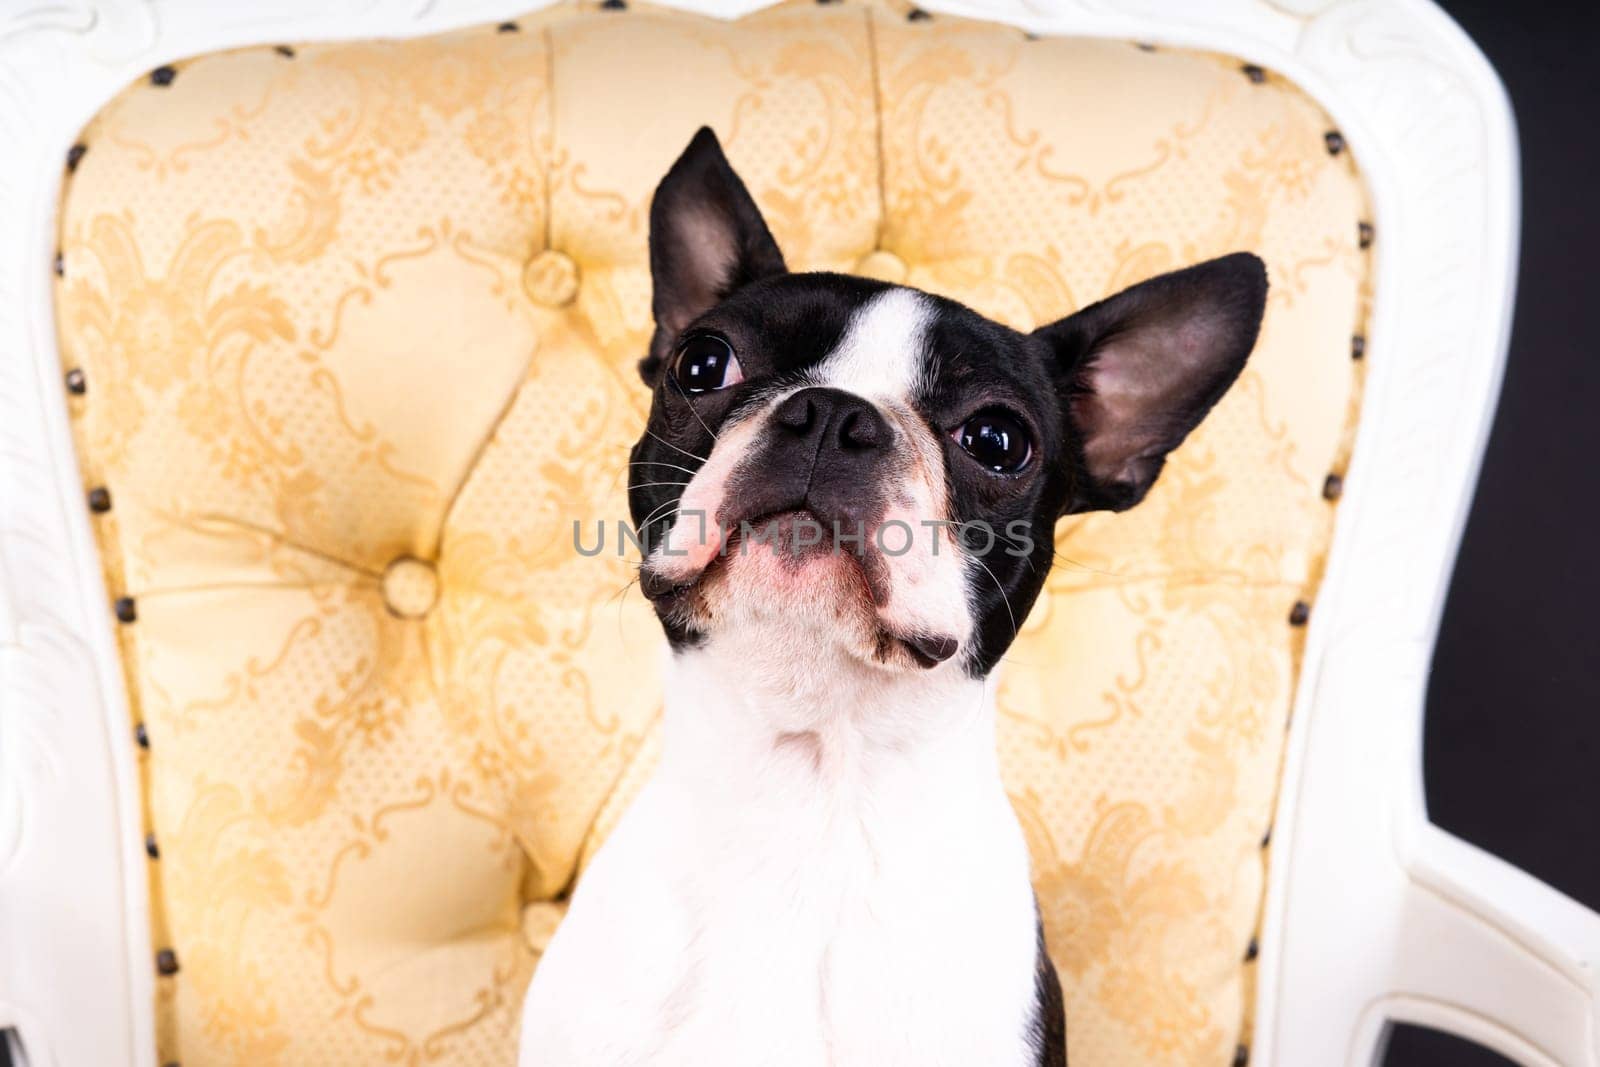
[3,3,1563,1067]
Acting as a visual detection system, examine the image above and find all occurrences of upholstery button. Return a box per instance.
[855,250,908,284]
[382,556,440,619]
[523,250,580,308]
[523,900,568,954]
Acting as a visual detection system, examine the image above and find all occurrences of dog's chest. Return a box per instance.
[686,793,1035,1056]
[522,760,1042,1067]
[518,657,1046,1067]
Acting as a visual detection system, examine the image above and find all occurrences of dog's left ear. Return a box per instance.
[1035,253,1268,513]
[641,126,787,385]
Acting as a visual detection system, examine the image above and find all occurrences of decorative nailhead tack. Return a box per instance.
[1260,826,1271,848]
[906,6,931,20]
[1351,334,1367,360]
[135,722,150,749]
[498,20,519,32]
[53,252,64,277]
[1244,937,1259,962]
[599,0,627,9]
[1233,1045,1249,1067]
[1322,473,1344,501]
[88,487,112,513]
[1135,42,1156,52]
[1022,31,1039,41]
[1241,64,1266,84]
[274,45,295,58]
[66,143,87,173]
[65,367,87,395]
[155,948,180,976]
[1358,221,1375,249]
[115,596,137,624]
[1289,600,1310,627]
[145,833,160,860]
[1324,130,1345,156]
[150,65,177,87]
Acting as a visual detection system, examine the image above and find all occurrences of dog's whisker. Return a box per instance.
[630,460,701,477]
[1049,551,1116,577]
[667,374,720,441]
[979,529,1040,577]
[608,575,639,608]
[639,493,682,524]
[609,574,640,655]
[643,427,708,464]
[969,555,1019,641]
[637,498,682,538]
[979,525,1118,579]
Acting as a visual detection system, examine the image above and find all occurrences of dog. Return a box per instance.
[517,127,1267,1067]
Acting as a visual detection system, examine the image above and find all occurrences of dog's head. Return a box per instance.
[630,129,1267,676]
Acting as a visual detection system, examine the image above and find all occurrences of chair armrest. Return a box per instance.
[1381,821,1600,1066]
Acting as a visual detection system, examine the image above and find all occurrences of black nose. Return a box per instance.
[723,387,896,565]
[773,387,890,453]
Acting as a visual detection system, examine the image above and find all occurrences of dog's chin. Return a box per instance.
[718,534,877,617]
[647,522,960,671]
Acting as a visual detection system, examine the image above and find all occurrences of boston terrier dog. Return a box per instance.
[518,128,1267,1067]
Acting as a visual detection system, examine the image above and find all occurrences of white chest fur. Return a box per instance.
[518,636,1043,1066]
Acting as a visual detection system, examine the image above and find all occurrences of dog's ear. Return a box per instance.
[1035,253,1268,513]
[641,127,786,386]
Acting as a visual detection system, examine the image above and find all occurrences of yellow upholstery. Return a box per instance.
[54,2,1369,1064]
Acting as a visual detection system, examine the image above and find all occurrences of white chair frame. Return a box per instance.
[1,1,1594,1064]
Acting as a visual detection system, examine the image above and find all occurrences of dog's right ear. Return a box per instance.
[641,127,786,386]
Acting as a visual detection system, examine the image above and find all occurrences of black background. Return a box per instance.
[1387,1,1600,1064]
[3,4,1596,1067]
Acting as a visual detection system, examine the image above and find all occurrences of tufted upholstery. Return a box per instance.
[54,2,1370,1064]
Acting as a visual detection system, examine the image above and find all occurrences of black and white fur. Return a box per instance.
[517,128,1267,1067]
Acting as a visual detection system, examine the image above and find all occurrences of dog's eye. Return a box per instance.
[674,335,744,394]
[954,409,1033,473]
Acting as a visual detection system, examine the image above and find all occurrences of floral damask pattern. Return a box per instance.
[55,3,1368,1065]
